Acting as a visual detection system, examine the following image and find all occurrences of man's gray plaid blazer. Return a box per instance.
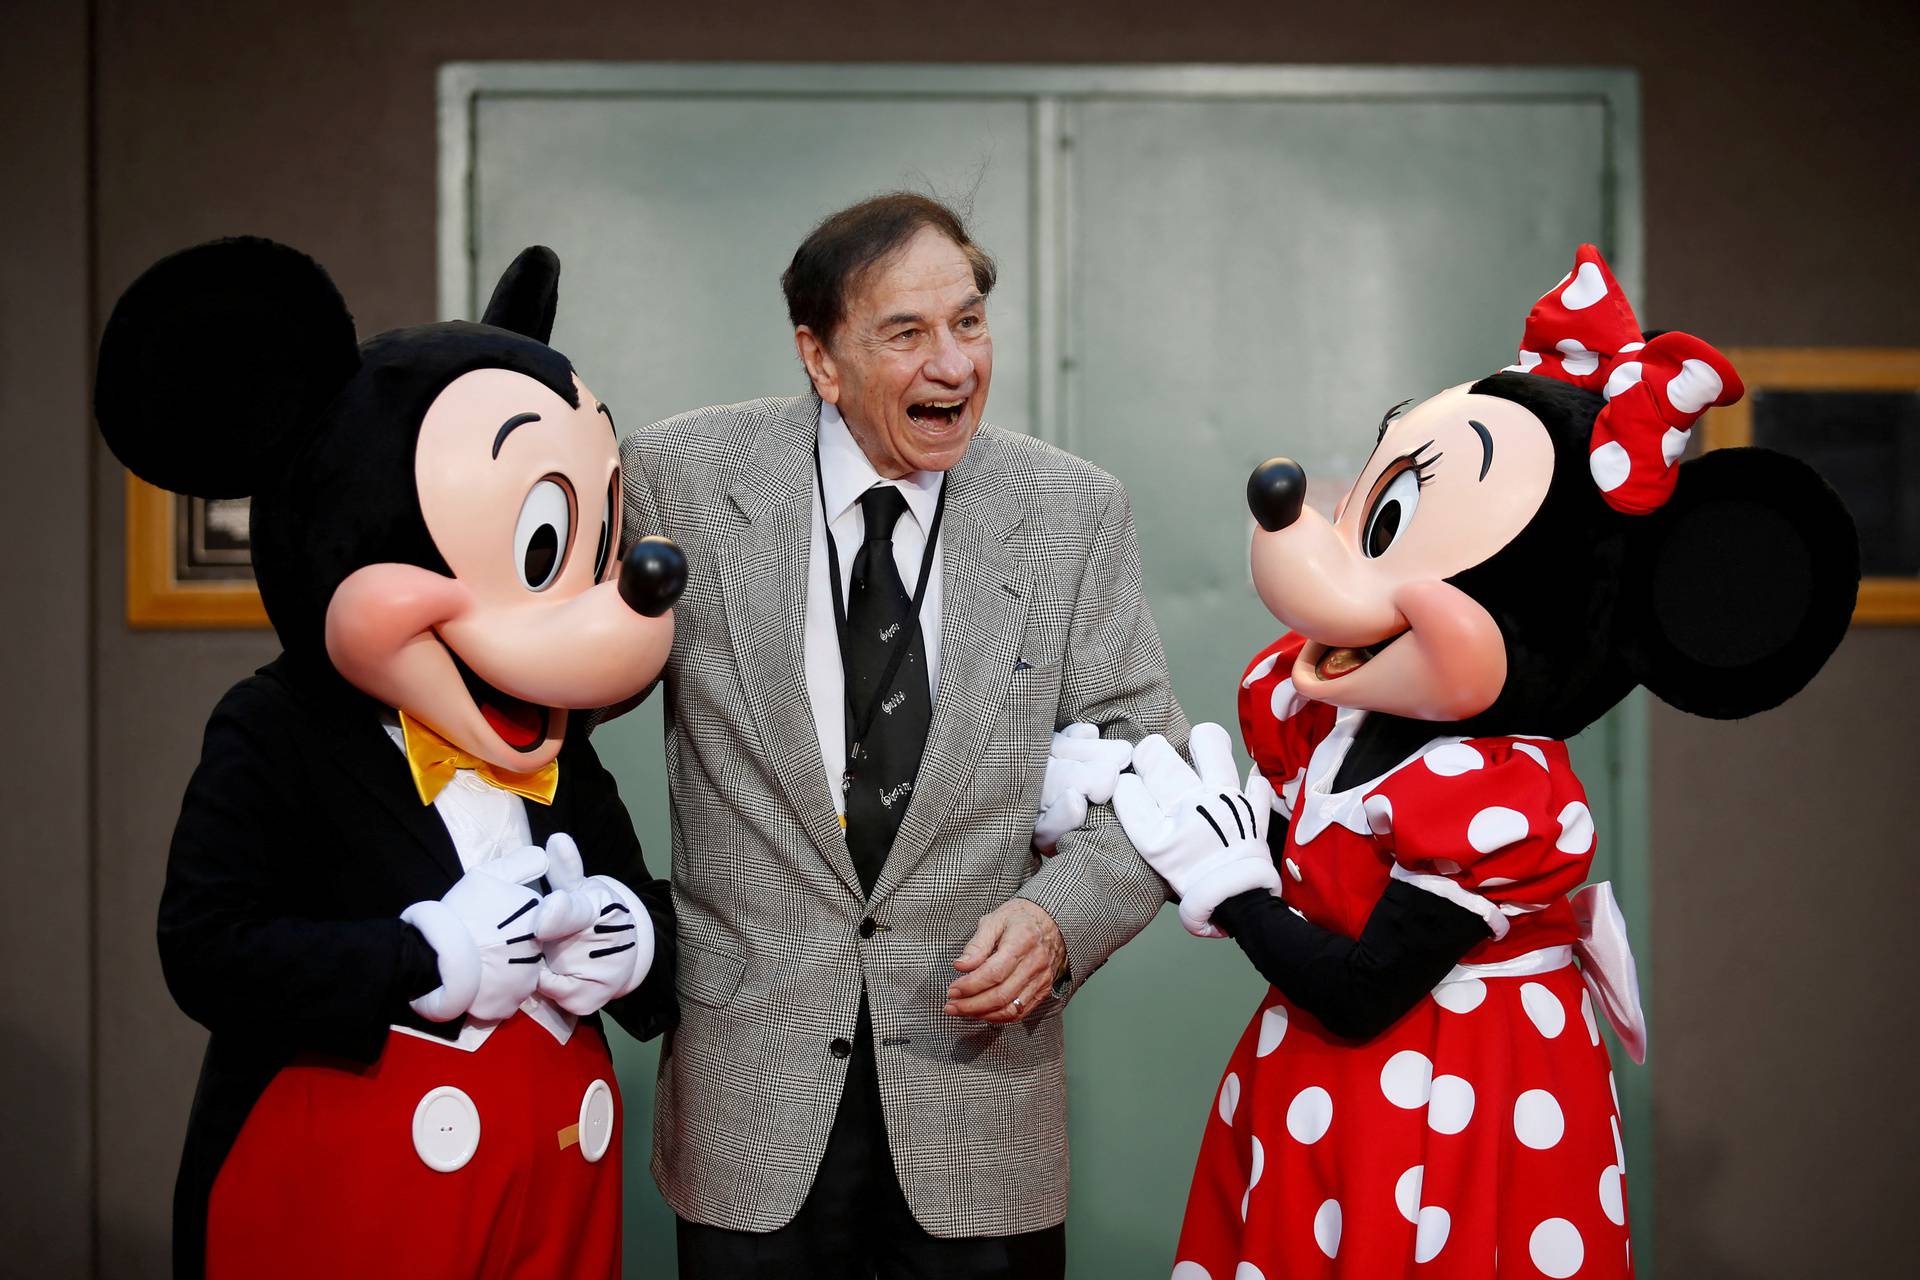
[620,394,1185,1238]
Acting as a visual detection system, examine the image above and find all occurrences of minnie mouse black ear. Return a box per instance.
[1624,447,1858,719]
[94,237,360,499]
[480,246,561,344]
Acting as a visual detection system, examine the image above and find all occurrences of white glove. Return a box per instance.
[1112,722,1282,937]
[1033,723,1135,852]
[531,832,654,1016]
[400,844,548,1022]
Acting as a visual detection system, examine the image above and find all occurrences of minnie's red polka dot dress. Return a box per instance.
[1170,635,1631,1280]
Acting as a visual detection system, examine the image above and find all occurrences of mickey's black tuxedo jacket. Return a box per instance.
[157,654,676,1278]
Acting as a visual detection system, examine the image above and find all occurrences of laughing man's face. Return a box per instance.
[801,224,992,478]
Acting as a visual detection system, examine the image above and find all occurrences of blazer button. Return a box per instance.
[859,917,877,939]
[829,1037,853,1059]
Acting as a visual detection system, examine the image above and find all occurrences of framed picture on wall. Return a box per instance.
[1704,348,1920,625]
[124,475,269,627]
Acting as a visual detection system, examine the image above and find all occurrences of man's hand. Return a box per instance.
[946,898,1066,1022]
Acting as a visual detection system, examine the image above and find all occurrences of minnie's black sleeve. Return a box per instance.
[1210,821,1489,1041]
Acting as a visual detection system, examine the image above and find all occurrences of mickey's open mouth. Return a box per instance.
[906,399,965,429]
[446,646,554,753]
[1305,631,1407,682]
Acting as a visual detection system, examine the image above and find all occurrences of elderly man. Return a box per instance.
[621,192,1184,1278]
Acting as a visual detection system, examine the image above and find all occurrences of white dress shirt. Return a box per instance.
[805,400,945,817]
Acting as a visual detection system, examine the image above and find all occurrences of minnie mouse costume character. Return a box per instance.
[1114,246,1858,1278]
[95,238,688,1279]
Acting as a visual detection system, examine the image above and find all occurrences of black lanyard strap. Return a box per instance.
[814,439,948,763]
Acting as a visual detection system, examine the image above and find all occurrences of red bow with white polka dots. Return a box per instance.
[1504,244,1744,515]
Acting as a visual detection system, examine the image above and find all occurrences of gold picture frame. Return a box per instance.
[1703,348,1920,626]
[124,474,270,628]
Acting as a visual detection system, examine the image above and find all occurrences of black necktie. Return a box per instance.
[841,486,933,895]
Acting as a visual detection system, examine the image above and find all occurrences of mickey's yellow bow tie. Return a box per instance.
[400,710,559,807]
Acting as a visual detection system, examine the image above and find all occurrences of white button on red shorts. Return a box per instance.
[411,1085,481,1173]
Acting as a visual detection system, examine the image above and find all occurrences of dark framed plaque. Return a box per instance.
[1703,349,1920,624]
[125,476,269,628]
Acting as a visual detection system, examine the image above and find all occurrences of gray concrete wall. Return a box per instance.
[8,0,1914,1274]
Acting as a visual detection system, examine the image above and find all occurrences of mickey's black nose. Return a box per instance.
[1248,458,1308,532]
[619,536,688,617]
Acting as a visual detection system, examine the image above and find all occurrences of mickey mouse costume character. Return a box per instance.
[94,238,688,1279]
[1114,246,1858,1278]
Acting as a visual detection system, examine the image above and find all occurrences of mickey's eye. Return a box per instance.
[514,477,573,591]
[592,475,617,582]
[1363,464,1422,558]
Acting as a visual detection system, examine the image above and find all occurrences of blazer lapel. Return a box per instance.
[717,398,864,899]
[302,681,465,884]
[872,429,1031,903]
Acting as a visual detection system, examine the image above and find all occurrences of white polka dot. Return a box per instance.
[1620,341,1646,353]
[1467,806,1529,854]
[1363,794,1394,834]
[1241,1135,1264,1222]
[1415,1205,1452,1263]
[1554,801,1594,855]
[1428,1074,1476,1134]
[1600,1164,1626,1225]
[1581,989,1600,1046]
[1313,1199,1343,1259]
[1428,857,1464,875]
[1590,440,1632,492]
[1529,1218,1584,1278]
[1603,359,1644,401]
[1287,1086,1334,1144]
[1285,857,1303,881]
[1394,1165,1424,1223]
[1561,260,1608,310]
[1556,339,1599,377]
[1521,983,1566,1038]
[1381,1050,1434,1109]
[1423,743,1484,777]
[1665,357,1725,415]
[1611,1113,1626,1169]
[1609,1071,1619,1114]
[1661,426,1692,466]
[1256,1005,1288,1057]
[1242,652,1280,688]
[1433,977,1487,1014]
[1234,1264,1266,1280]
[1171,1265,1213,1280]
[1513,742,1549,771]
[1514,1089,1565,1149]
[1218,1072,1241,1126]
[1270,679,1305,722]
[1505,349,1543,373]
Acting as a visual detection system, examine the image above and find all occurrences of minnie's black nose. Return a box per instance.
[1248,458,1308,532]
[619,536,687,617]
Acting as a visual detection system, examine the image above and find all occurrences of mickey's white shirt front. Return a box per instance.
[804,400,946,818]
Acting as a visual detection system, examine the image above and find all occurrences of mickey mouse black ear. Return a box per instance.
[1625,447,1858,719]
[480,246,560,344]
[94,237,360,498]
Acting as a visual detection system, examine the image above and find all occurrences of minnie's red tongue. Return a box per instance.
[481,696,545,750]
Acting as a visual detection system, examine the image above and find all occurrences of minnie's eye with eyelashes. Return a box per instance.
[1362,444,1439,559]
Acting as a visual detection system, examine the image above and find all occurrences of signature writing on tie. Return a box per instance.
[879,622,901,643]
[881,690,906,715]
[878,781,913,809]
